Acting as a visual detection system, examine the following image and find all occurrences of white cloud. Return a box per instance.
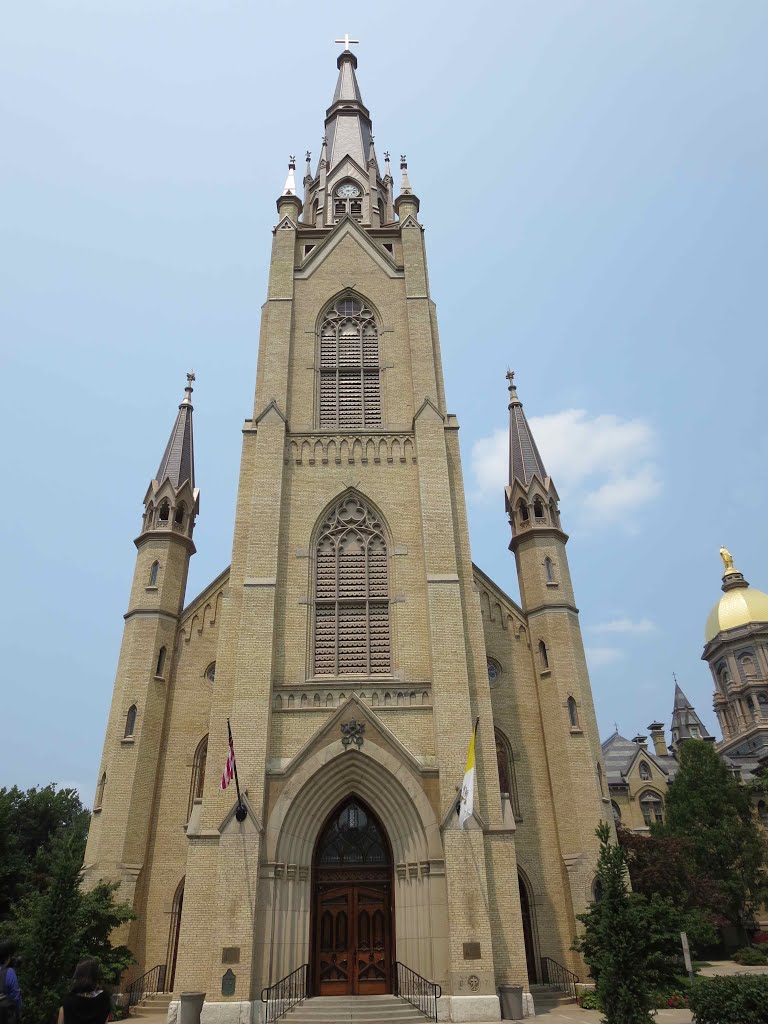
[470,408,661,526]
[585,646,625,668]
[590,617,656,635]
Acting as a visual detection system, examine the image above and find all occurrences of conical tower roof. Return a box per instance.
[507,371,548,487]
[670,682,711,742]
[156,373,195,490]
[324,49,376,174]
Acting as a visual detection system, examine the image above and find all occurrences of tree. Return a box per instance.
[575,823,683,1024]
[660,740,768,938]
[0,785,134,1023]
[618,827,720,950]
[0,785,89,921]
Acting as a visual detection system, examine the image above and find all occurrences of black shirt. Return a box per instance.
[61,990,111,1024]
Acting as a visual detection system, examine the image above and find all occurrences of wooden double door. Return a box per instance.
[314,879,392,995]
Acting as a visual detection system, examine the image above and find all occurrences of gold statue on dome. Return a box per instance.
[720,545,735,572]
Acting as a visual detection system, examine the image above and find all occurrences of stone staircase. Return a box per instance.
[284,995,432,1023]
[530,983,577,1013]
[130,992,173,1018]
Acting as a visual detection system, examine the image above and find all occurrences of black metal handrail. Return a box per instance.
[394,961,442,1022]
[260,964,308,1024]
[540,956,579,998]
[125,963,166,1008]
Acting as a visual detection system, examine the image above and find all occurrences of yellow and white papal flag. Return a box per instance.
[458,719,479,829]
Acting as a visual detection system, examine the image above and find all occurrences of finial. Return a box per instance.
[384,151,391,178]
[181,370,195,406]
[672,671,677,684]
[282,156,297,196]
[506,368,520,407]
[400,154,407,168]
[334,33,360,50]
[305,150,311,164]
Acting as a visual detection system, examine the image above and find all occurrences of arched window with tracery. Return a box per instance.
[319,296,381,429]
[495,729,521,818]
[188,735,208,817]
[314,494,390,676]
[639,789,664,826]
[538,640,549,670]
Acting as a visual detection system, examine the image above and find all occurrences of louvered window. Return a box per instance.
[314,495,390,676]
[319,297,381,428]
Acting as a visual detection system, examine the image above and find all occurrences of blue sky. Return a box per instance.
[2,1,767,804]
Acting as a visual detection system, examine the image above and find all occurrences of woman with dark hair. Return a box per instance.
[57,960,112,1024]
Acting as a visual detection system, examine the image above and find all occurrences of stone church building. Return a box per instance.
[83,48,609,1021]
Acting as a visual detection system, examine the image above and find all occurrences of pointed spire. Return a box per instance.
[670,679,711,743]
[304,150,313,183]
[399,155,413,195]
[506,370,548,488]
[383,150,392,180]
[282,155,297,196]
[156,372,196,491]
[324,49,373,172]
[318,134,328,170]
[368,135,379,169]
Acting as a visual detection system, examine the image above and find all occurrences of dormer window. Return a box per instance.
[334,181,363,221]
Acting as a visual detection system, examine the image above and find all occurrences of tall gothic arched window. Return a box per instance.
[319,296,381,429]
[495,728,521,818]
[314,494,390,676]
[188,735,208,818]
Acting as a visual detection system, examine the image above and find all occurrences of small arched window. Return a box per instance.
[593,878,604,903]
[544,557,554,583]
[568,696,579,728]
[533,497,545,521]
[597,762,605,796]
[124,704,137,738]
[639,790,664,826]
[740,654,756,679]
[495,729,521,818]
[174,502,186,527]
[158,502,170,523]
[149,561,159,587]
[611,800,622,822]
[188,735,208,817]
[518,500,529,524]
[538,640,549,670]
[94,772,106,811]
[156,646,167,678]
[639,761,652,781]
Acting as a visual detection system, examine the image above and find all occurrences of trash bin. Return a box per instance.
[179,992,205,1024]
[498,984,524,1020]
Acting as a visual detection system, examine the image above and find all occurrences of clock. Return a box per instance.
[337,182,361,198]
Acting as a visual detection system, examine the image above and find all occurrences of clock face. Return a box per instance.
[337,182,361,198]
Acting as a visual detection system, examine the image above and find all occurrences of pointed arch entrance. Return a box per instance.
[518,872,538,984]
[311,796,394,996]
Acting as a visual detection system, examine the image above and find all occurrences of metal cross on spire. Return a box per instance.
[334,33,359,50]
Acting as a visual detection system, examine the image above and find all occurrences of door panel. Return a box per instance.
[315,883,391,995]
[316,887,353,995]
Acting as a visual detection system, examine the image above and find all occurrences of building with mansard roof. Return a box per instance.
[601,554,768,842]
[83,47,611,1022]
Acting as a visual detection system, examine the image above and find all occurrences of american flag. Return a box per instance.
[220,725,236,791]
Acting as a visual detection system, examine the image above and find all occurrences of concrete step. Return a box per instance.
[286,996,431,1023]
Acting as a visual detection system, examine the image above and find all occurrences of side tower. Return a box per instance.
[83,375,199,931]
[504,372,608,923]
[703,548,768,762]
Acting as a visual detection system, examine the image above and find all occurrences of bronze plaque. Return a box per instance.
[221,969,236,996]
[463,942,481,960]
[222,947,240,964]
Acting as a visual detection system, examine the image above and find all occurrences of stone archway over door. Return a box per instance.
[312,797,393,995]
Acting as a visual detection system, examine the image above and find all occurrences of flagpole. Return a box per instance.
[228,718,247,822]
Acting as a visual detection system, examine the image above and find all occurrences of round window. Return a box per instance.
[487,659,501,686]
[205,662,216,684]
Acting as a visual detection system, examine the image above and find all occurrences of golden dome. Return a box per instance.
[705,580,768,642]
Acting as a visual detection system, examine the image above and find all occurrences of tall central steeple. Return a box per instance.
[298,47,394,229]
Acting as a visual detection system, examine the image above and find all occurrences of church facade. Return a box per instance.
[83,49,608,1021]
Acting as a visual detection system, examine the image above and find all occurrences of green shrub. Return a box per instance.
[731,945,768,965]
[688,975,768,1024]
[577,990,600,1010]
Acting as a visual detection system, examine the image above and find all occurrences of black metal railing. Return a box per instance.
[260,964,308,1024]
[540,956,579,998]
[394,961,442,1022]
[125,964,167,1008]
